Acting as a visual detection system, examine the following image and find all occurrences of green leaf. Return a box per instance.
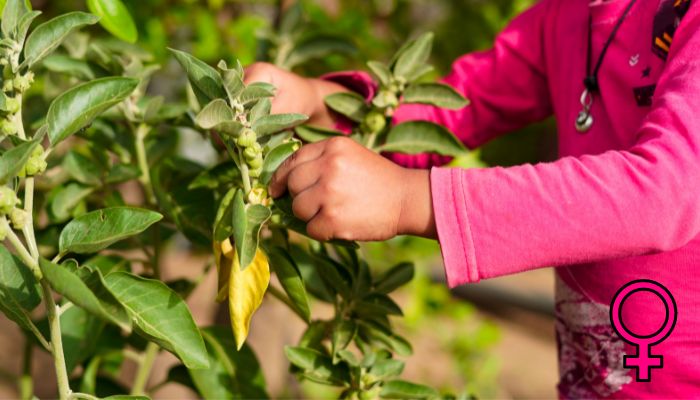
[402,83,469,109]
[288,244,334,303]
[104,272,209,369]
[0,246,40,333]
[187,327,268,399]
[361,324,412,357]
[42,54,97,80]
[252,113,308,137]
[0,139,39,184]
[169,48,226,107]
[332,320,356,363]
[39,259,131,331]
[218,60,245,103]
[1,0,29,39]
[268,246,310,322]
[357,293,403,316]
[195,99,234,130]
[86,0,138,43]
[284,346,350,386]
[15,9,41,46]
[392,32,434,80]
[295,125,343,143]
[278,1,301,35]
[369,359,404,380]
[284,35,356,69]
[59,207,162,254]
[380,380,440,399]
[213,187,236,242]
[24,12,99,68]
[231,190,272,270]
[259,141,299,186]
[238,82,275,106]
[324,92,368,123]
[249,98,271,122]
[47,77,139,146]
[49,183,93,223]
[63,151,102,186]
[374,262,414,294]
[379,121,466,156]
[367,61,391,86]
[59,304,105,373]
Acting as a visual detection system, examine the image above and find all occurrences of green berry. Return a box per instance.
[5,97,20,113]
[9,208,27,230]
[248,166,262,178]
[361,111,387,134]
[0,187,19,215]
[243,146,259,161]
[0,119,17,136]
[247,154,263,169]
[236,129,257,147]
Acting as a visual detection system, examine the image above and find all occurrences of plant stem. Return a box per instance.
[1,218,41,279]
[69,393,99,400]
[13,94,26,140]
[20,340,33,400]
[41,280,71,400]
[22,177,39,260]
[365,132,378,150]
[131,342,159,396]
[135,124,156,205]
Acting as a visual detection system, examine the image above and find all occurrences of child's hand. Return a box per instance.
[268,137,436,242]
[244,62,347,127]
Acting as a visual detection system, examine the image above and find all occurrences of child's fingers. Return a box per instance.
[291,186,322,221]
[269,142,325,198]
[287,159,322,197]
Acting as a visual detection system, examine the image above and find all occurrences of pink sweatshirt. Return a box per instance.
[326,0,700,397]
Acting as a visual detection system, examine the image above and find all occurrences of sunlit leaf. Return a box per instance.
[0,246,40,333]
[379,121,466,156]
[87,0,138,43]
[227,247,270,350]
[0,139,39,184]
[24,12,99,68]
[402,83,469,109]
[324,92,368,123]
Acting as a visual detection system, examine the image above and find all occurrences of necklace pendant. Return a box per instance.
[576,110,593,132]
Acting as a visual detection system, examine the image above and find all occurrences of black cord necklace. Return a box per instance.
[576,0,639,133]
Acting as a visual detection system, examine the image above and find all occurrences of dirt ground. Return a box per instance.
[0,247,558,399]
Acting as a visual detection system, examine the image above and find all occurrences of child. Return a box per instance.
[247,0,700,397]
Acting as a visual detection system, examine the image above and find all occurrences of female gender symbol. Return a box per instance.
[610,279,677,382]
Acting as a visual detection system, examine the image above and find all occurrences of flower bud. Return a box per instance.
[373,90,399,109]
[0,187,20,215]
[13,75,31,92]
[9,208,27,230]
[2,80,12,92]
[24,157,47,177]
[236,128,257,148]
[247,187,270,206]
[361,111,387,134]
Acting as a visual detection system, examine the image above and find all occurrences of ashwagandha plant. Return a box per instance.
[297,32,470,159]
[0,0,473,399]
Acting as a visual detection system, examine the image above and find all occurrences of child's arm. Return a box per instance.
[431,5,700,287]
[246,0,555,168]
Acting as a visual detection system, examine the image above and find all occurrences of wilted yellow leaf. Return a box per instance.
[213,240,232,302]
[228,246,270,349]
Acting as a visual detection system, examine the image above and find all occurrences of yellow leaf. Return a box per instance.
[228,246,270,349]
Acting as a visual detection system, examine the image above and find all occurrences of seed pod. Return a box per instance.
[9,208,27,230]
[0,187,20,215]
[236,128,257,148]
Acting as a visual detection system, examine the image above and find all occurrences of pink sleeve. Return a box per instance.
[324,0,554,169]
[433,7,700,288]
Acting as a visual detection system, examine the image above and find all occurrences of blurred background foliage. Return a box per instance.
[25,0,553,397]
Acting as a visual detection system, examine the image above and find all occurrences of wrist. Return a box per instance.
[397,169,436,238]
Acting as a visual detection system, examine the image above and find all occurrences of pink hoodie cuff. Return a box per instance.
[430,167,479,287]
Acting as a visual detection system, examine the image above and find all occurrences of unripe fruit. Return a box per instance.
[0,187,19,215]
[243,146,259,161]
[361,111,386,134]
[5,97,20,113]
[248,166,262,178]
[0,119,17,136]
[9,208,27,230]
[236,129,257,148]
[24,157,47,177]
[247,154,263,169]
[374,90,399,108]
